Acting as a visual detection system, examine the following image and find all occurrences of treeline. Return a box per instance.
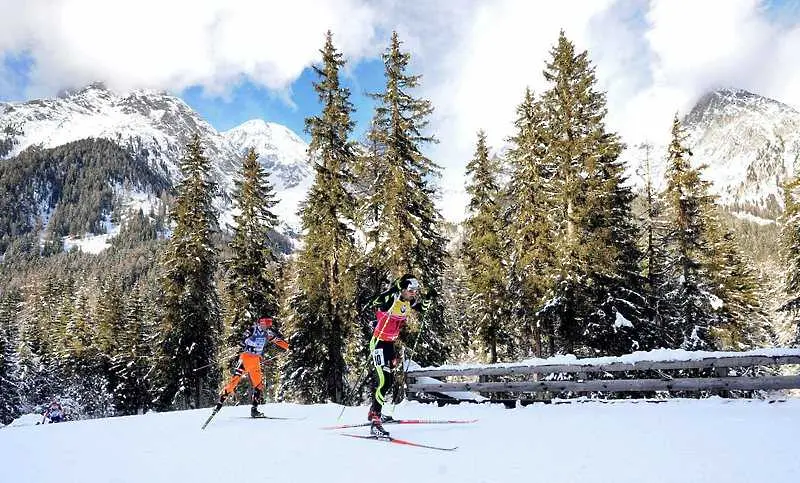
[1,30,798,425]
[0,138,171,255]
[458,34,775,363]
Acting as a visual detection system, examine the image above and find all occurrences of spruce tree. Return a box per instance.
[781,174,800,345]
[224,147,280,349]
[361,32,450,366]
[159,135,221,409]
[0,291,22,424]
[463,131,508,363]
[661,115,720,349]
[281,32,360,403]
[504,88,557,357]
[532,32,646,355]
[95,276,124,409]
[111,284,154,415]
[706,227,771,349]
[637,143,672,347]
[15,278,58,410]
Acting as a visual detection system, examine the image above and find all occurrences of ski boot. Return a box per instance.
[250,388,264,418]
[215,391,228,412]
[368,411,390,438]
[367,410,393,424]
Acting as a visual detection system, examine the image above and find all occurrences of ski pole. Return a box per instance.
[335,296,382,421]
[192,347,239,373]
[336,355,371,421]
[392,306,428,416]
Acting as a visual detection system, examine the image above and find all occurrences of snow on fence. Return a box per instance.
[405,348,800,398]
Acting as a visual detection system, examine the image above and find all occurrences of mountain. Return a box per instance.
[223,119,312,234]
[0,83,311,231]
[625,88,800,220]
[222,119,309,190]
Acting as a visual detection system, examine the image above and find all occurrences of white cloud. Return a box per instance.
[0,0,380,96]
[2,0,800,222]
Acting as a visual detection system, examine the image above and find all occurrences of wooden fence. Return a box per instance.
[406,352,800,402]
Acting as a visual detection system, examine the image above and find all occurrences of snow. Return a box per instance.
[1,398,799,482]
[614,310,633,328]
[707,292,724,310]
[731,210,776,225]
[420,347,800,372]
[63,233,115,255]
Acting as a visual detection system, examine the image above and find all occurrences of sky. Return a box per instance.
[2,0,800,217]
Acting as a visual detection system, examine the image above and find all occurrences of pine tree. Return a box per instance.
[504,88,557,357]
[0,290,22,424]
[361,32,450,366]
[637,143,672,347]
[441,234,473,360]
[281,32,360,403]
[15,278,59,411]
[159,135,221,409]
[95,276,124,408]
[661,115,720,349]
[536,32,646,355]
[224,147,280,349]
[706,227,771,349]
[463,131,508,363]
[781,174,800,346]
[111,284,154,415]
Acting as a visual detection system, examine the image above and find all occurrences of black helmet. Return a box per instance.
[398,274,420,291]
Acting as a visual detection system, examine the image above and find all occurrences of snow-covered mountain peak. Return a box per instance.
[686,88,799,126]
[625,88,800,219]
[0,84,312,234]
[223,118,310,188]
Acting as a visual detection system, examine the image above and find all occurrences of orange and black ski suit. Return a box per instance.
[222,323,289,399]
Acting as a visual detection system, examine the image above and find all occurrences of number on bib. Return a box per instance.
[372,348,385,367]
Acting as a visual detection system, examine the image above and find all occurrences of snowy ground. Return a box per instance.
[2,398,799,483]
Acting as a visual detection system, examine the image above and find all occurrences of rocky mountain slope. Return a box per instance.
[0,83,311,230]
[624,88,800,220]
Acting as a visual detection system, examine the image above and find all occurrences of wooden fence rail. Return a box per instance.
[405,351,800,398]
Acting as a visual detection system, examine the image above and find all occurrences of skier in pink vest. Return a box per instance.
[367,274,430,437]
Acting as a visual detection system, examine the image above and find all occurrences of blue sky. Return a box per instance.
[2,0,800,220]
[178,58,385,142]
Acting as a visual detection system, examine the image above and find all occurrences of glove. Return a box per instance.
[421,299,432,311]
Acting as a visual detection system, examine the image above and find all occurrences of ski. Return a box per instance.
[201,405,223,430]
[322,418,477,430]
[237,415,307,420]
[340,433,457,451]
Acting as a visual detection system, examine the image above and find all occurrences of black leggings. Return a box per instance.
[369,339,397,414]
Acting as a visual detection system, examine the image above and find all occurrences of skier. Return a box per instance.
[366,274,430,437]
[216,316,289,418]
[41,400,65,424]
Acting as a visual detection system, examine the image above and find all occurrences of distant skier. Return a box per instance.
[41,400,65,424]
[216,316,289,418]
[366,274,430,437]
